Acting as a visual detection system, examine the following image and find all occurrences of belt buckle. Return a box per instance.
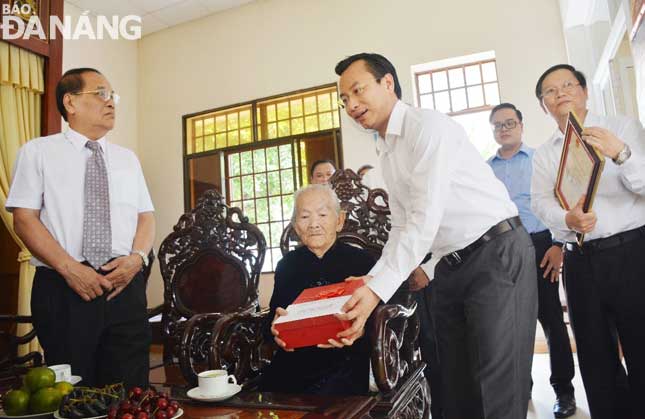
[444,251,462,268]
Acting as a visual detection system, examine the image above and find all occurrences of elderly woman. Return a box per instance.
[258,184,375,395]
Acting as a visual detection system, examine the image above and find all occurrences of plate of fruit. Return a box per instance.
[54,386,181,419]
[1,367,75,418]
[54,383,125,419]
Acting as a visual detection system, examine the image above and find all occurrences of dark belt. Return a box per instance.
[440,216,523,268]
[564,224,645,253]
[530,230,550,241]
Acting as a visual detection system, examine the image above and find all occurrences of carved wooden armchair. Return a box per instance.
[156,189,265,383]
[0,315,42,393]
[208,170,430,418]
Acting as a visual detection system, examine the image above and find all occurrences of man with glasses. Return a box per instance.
[332,53,538,419]
[532,64,645,419]
[488,103,576,418]
[6,68,155,388]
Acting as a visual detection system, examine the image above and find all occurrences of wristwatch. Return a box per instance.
[131,249,149,268]
[613,144,632,165]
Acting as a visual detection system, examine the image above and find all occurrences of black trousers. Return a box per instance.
[31,265,151,389]
[563,229,645,419]
[531,231,575,397]
[415,283,443,419]
[431,227,537,419]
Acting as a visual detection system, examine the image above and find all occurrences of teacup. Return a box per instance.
[49,364,72,383]
[197,369,237,395]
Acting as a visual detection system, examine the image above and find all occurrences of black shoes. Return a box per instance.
[553,393,576,418]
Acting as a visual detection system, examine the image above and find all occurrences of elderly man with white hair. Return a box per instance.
[258,184,375,395]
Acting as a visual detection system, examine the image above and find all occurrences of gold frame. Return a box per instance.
[554,111,605,246]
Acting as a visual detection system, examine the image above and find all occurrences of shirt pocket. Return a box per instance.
[110,169,139,209]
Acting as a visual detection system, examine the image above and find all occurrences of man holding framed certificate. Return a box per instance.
[532,64,645,419]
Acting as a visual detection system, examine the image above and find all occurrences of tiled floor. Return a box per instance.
[528,353,590,419]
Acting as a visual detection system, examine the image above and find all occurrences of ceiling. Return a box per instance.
[65,0,255,37]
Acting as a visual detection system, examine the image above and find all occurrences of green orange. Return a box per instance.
[3,389,30,415]
[29,387,62,413]
[24,367,56,393]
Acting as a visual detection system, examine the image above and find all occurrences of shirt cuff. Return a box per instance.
[4,199,42,212]
[367,263,404,303]
[420,257,438,282]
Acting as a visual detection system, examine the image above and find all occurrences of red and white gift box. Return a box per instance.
[273,280,364,349]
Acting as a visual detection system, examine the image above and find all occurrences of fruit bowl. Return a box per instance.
[0,409,57,418]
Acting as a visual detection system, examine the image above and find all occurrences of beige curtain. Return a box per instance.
[0,41,44,354]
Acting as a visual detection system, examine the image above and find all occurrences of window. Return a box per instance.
[413,52,501,158]
[183,84,342,272]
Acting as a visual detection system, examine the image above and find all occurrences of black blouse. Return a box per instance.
[259,241,376,395]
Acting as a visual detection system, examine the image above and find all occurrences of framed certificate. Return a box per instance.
[554,112,605,246]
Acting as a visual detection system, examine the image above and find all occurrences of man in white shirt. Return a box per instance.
[333,53,538,419]
[6,68,155,388]
[532,64,645,419]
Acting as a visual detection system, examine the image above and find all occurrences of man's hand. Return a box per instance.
[102,254,143,301]
[60,262,113,302]
[582,127,625,159]
[540,245,563,283]
[335,283,380,346]
[409,267,430,291]
[270,307,294,352]
[565,195,597,234]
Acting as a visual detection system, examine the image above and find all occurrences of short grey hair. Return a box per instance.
[291,184,342,224]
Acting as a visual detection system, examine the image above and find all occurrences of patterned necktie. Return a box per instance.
[82,141,112,269]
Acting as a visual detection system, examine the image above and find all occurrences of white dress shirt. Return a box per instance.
[361,165,387,190]
[6,129,155,267]
[366,101,518,303]
[531,113,645,243]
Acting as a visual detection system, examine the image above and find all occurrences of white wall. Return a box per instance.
[136,0,568,307]
[63,2,139,152]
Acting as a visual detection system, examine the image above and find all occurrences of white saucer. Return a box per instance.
[187,385,241,402]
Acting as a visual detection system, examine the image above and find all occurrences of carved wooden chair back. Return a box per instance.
[157,189,266,365]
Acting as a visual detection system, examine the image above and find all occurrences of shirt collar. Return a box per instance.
[65,128,108,153]
[375,100,407,155]
[491,142,530,161]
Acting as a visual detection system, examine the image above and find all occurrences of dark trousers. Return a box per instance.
[31,266,151,389]
[431,227,537,419]
[415,283,443,419]
[531,231,575,397]
[563,231,645,419]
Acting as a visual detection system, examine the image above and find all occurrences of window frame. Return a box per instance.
[182,82,344,212]
[413,59,500,117]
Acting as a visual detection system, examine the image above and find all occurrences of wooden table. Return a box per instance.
[165,388,377,419]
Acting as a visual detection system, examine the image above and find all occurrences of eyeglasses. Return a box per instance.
[492,119,519,132]
[72,89,120,105]
[540,81,580,100]
[337,77,381,109]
